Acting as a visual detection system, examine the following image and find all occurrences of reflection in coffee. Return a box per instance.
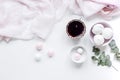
[67,20,85,37]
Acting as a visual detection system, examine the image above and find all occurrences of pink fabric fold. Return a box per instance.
[0,0,56,40]
[69,0,120,18]
[0,0,120,40]
[91,0,120,19]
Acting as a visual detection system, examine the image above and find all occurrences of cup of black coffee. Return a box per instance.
[66,19,86,39]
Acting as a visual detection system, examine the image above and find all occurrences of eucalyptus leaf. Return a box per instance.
[99,52,105,60]
[106,55,110,60]
[116,53,120,57]
[91,56,98,61]
[111,45,117,49]
[101,62,106,66]
[93,46,100,53]
[111,47,119,53]
[105,59,112,67]
[95,52,100,56]
[109,40,116,47]
[92,46,112,67]
[97,60,102,66]
[109,39,120,61]
[115,53,120,60]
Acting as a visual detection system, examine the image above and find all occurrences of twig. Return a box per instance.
[112,65,119,72]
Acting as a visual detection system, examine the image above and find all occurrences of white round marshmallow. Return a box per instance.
[35,53,41,62]
[102,28,113,39]
[72,53,81,61]
[77,48,83,54]
[94,35,105,46]
[92,24,104,35]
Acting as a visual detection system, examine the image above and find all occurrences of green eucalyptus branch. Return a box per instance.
[91,46,118,71]
[109,39,120,60]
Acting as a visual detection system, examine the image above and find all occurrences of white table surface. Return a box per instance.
[0,13,120,80]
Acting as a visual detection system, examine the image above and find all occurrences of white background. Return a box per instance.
[0,13,120,80]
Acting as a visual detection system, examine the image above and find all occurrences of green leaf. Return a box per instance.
[93,46,100,53]
[115,53,120,60]
[109,40,116,47]
[104,55,112,67]
[111,47,119,53]
[95,52,100,56]
[105,59,112,67]
[110,45,117,49]
[101,62,106,66]
[92,46,113,67]
[91,56,98,61]
[109,39,120,61]
[99,52,105,60]
[106,55,110,60]
[97,52,112,67]
[97,60,102,66]
[92,46,100,56]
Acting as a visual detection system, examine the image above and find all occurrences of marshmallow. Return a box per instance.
[72,53,81,61]
[36,42,44,51]
[47,50,54,58]
[102,28,113,39]
[35,53,41,62]
[94,35,105,45]
[36,44,43,51]
[92,24,104,35]
[77,48,83,54]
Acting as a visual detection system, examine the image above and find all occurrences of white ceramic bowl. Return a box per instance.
[90,22,113,47]
[69,46,87,64]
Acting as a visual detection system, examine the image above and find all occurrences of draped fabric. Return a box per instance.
[0,0,119,40]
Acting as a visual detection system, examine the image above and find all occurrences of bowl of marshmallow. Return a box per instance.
[90,22,113,46]
[69,46,87,64]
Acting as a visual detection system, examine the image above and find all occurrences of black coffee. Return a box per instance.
[67,20,85,37]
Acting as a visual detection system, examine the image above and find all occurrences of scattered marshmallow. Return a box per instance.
[47,50,54,58]
[36,42,44,51]
[77,48,83,54]
[92,24,104,35]
[35,53,41,62]
[36,45,43,51]
[94,35,105,46]
[72,53,81,61]
[102,28,113,39]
